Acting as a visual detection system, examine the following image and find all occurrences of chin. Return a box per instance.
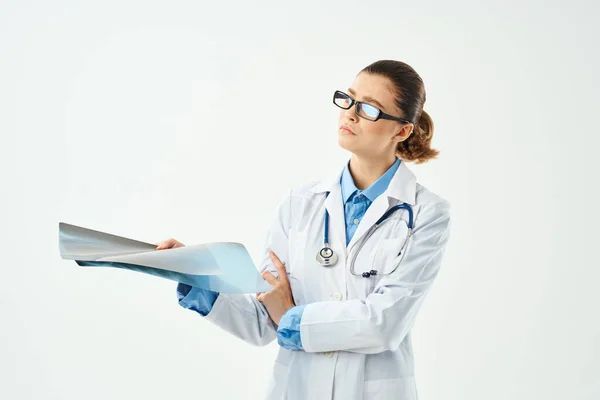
[337,135,356,152]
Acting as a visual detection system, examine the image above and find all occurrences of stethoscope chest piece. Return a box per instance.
[316,245,338,266]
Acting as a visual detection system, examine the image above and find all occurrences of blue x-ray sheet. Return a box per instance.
[59,222,271,294]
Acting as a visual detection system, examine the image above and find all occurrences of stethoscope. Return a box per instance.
[316,191,414,278]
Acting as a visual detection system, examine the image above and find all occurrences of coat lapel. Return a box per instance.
[323,185,347,257]
[311,168,346,257]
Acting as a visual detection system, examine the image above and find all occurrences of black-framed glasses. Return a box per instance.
[333,90,412,124]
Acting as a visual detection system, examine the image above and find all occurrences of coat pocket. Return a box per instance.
[265,358,291,399]
[364,225,411,293]
[372,224,411,275]
[287,229,308,305]
[363,376,417,399]
[288,229,307,275]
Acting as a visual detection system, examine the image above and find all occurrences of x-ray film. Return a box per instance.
[58,222,271,294]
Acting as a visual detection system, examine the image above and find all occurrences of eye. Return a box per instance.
[357,103,380,120]
[334,92,352,108]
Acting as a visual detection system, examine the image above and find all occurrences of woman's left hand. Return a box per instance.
[256,251,296,325]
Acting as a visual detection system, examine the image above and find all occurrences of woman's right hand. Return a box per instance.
[155,238,185,250]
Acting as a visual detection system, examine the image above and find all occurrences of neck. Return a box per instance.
[348,154,397,190]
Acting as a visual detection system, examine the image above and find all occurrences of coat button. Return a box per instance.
[331,292,343,301]
[324,351,334,358]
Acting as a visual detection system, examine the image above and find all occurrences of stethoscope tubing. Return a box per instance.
[318,191,414,278]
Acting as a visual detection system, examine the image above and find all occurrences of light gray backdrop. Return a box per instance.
[1,0,598,399]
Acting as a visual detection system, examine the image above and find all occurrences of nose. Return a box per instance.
[342,104,358,122]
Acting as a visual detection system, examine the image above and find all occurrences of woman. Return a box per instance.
[157,60,452,400]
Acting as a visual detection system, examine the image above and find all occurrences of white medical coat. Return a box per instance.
[201,160,451,399]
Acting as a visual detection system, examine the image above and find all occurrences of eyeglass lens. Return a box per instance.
[333,91,379,121]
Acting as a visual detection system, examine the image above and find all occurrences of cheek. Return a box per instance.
[360,124,378,140]
[361,125,393,148]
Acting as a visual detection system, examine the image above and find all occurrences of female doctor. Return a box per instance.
[157,59,452,400]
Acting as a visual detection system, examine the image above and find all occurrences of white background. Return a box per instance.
[1,0,599,399]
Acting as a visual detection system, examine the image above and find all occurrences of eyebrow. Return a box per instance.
[347,88,386,110]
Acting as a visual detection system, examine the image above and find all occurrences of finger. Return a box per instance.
[156,239,171,250]
[261,270,278,287]
[157,238,181,250]
[269,251,288,284]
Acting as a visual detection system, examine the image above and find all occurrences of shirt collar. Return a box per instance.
[340,157,401,204]
[311,157,416,205]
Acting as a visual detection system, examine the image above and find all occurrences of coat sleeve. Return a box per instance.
[299,200,452,354]
[179,189,292,347]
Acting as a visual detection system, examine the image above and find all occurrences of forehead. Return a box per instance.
[348,73,397,112]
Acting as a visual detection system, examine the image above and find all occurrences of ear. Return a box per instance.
[393,123,414,143]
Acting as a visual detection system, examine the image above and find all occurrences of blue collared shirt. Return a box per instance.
[177,157,401,351]
[340,157,401,245]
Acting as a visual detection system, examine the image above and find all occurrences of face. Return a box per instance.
[337,72,413,160]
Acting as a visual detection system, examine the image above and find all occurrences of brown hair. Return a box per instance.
[361,60,439,164]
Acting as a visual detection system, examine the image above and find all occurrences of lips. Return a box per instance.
[340,125,355,134]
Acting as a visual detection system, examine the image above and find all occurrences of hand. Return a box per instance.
[155,238,185,250]
[256,251,296,326]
